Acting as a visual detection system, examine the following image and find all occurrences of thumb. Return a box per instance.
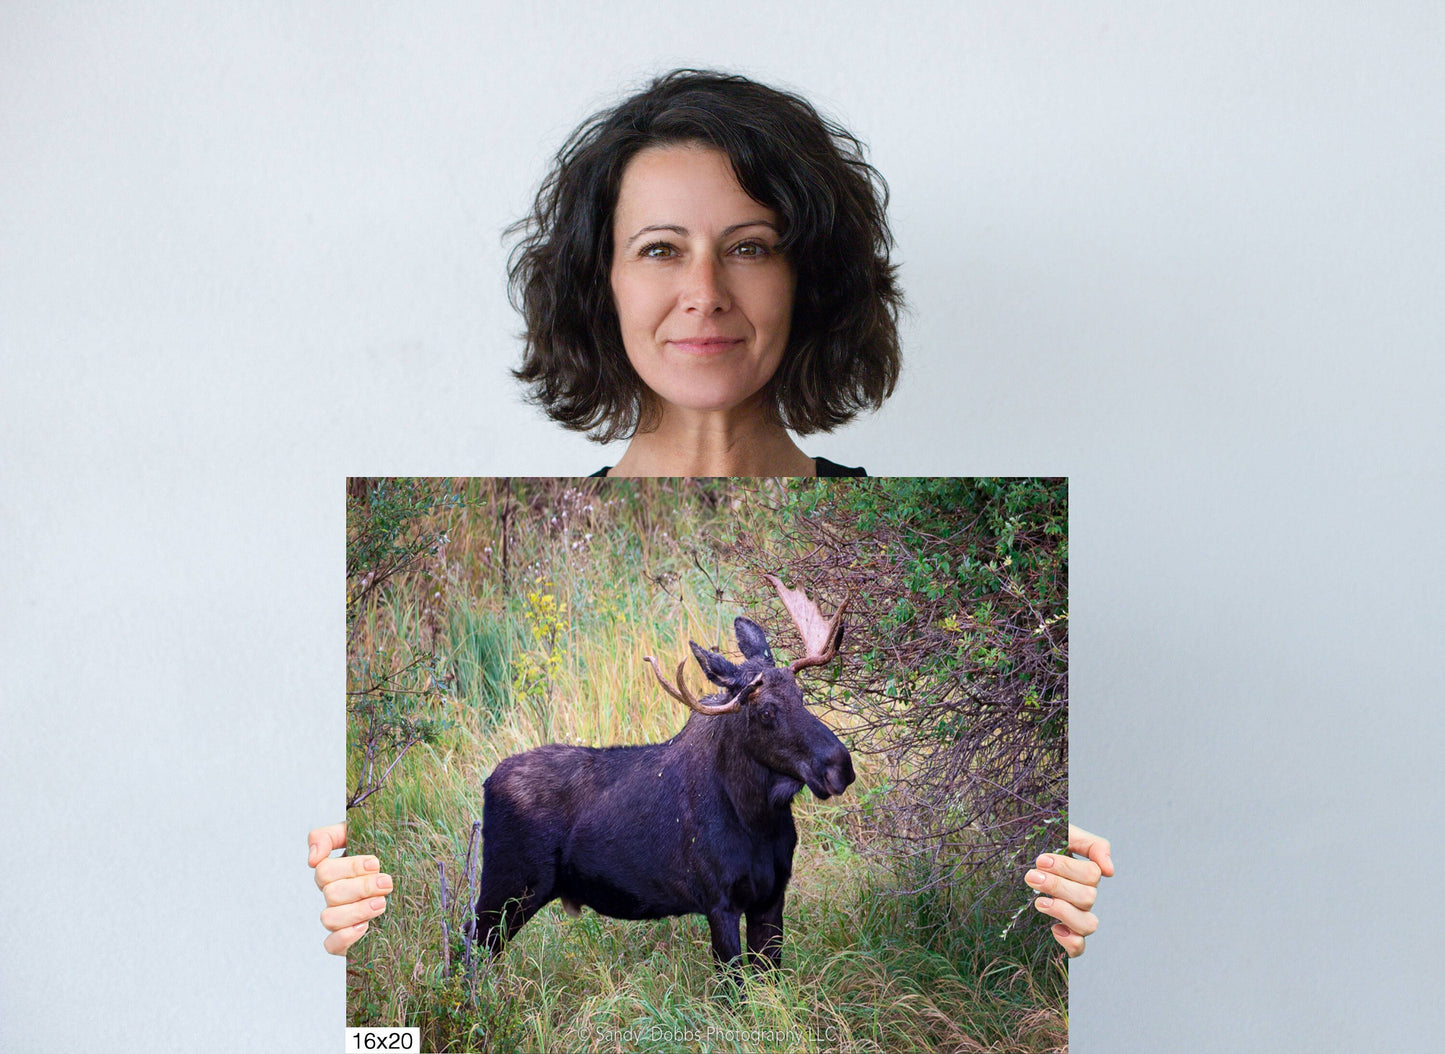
[307,822,348,868]
[1068,824,1114,877]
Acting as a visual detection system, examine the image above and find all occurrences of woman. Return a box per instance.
[509,69,900,476]
[315,69,1112,957]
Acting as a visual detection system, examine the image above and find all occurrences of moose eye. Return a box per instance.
[757,705,776,727]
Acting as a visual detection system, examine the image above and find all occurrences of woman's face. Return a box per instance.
[609,143,795,419]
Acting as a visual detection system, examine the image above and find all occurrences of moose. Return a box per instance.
[464,575,854,972]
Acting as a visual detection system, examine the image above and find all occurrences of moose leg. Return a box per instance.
[745,891,784,970]
[469,887,545,956]
[705,906,743,966]
[468,842,553,956]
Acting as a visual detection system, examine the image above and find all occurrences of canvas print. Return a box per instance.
[344,477,1069,1052]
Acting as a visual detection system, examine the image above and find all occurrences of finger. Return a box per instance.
[321,895,388,933]
[1033,893,1097,939]
[1034,851,1102,888]
[322,871,394,908]
[323,920,370,956]
[1026,867,1097,911]
[315,854,381,891]
[307,823,348,869]
[1068,824,1114,877]
[1050,922,1086,958]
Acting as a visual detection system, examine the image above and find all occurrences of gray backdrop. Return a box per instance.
[3,2,1442,1051]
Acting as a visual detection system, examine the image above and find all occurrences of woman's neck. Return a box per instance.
[608,401,815,478]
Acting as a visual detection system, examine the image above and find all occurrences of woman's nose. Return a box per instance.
[679,254,730,314]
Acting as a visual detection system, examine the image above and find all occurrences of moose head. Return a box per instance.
[644,574,855,802]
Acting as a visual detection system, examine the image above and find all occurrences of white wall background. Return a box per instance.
[3,3,1442,1051]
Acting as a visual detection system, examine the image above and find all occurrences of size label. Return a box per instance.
[344,1027,421,1051]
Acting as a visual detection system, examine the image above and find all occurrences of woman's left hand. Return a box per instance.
[1029,824,1114,957]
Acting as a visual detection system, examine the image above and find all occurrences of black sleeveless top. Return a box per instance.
[589,457,865,478]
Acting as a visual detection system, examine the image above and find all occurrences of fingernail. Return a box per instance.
[364,857,379,871]
[370,898,386,911]
[1038,855,1055,869]
[1026,869,1045,886]
[377,875,393,892]
[1035,896,1053,907]
[355,921,369,934]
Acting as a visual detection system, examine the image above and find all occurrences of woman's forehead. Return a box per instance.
[613,143,777,235]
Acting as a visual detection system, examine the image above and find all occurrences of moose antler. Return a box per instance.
[643,655,761,716]
[764,574,849,672]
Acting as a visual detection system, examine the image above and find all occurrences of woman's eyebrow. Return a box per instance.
[623,220,778,247]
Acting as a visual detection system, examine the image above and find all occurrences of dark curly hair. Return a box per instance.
[508,69,903,442]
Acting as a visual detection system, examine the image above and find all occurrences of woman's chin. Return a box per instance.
[648,383,771,420]
[666,398,747,416]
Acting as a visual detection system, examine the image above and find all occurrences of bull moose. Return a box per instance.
[464,575,854,971]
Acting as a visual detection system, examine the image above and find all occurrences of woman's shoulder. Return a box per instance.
[589,458,865,478]
[812,456,867,477]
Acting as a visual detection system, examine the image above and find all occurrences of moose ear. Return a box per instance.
[732,617,775,666]
[690,641,741,689]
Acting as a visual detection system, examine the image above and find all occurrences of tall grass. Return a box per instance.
[346,480,1067,1052]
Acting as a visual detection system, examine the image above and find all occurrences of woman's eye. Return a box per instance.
[639,242,676,259]
[731,241,771,258]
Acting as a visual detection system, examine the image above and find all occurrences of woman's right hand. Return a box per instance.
[309,822,391,955]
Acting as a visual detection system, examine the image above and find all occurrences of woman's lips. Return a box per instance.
[667,337,742,355]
